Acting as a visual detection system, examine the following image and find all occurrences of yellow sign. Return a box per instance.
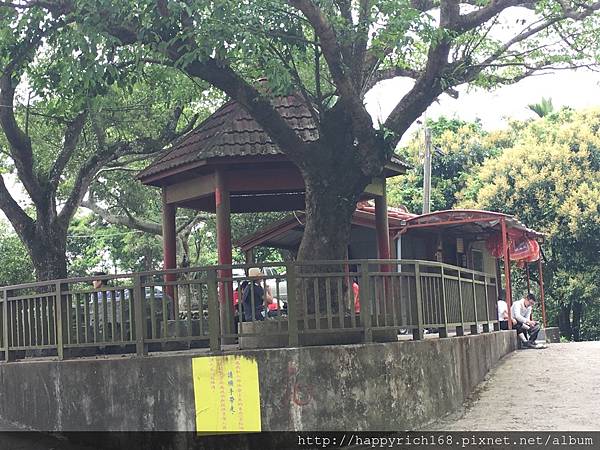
[192,355,261,433]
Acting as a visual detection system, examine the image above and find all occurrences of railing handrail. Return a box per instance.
[0,259,494,292]
[0,258,501,362]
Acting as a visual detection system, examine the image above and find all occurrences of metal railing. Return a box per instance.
[0,259,498,361]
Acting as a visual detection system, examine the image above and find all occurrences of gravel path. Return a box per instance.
[430,342,600,431]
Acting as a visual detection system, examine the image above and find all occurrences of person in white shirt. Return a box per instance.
[497,298,509,330]
[511,293,540,348]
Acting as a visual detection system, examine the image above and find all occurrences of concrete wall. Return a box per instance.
[0,332,515,431]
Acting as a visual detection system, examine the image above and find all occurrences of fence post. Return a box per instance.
[286,263,299,347]
[493,275,500,331]
[2,289,13,362]
[54,281,68,360]
[360,263,373,343]
[439,266,448,338]
[457,270,465,336]
[483,276,491,333]
[206,268,221,352]
[470,273,479,335]
[413,262,424,340]
[133,274,147,356]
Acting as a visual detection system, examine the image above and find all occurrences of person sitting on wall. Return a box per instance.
[497,295,509,330]
[242,268,273,321]
[511,293,541,349]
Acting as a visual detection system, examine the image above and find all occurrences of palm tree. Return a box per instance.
[528,97,554,117]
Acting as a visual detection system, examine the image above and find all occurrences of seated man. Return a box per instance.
[242,268,274,321]
[511,293,541,349]
[497,297,509,330]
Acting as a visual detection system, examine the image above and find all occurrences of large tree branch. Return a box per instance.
[49,110,87,189]
[288,0,385,173]
[0,74,44,204]
[58,100,194,226]
[14,1,316,167]
[58,134,164,228]
[181,60,311,163]
[352,0,371,85]
[81,198,162,235]
[456,0,528,32]
[0,18,68,205]
[456,15,570,83]
[82,196,209,237]
[0,174,35,241]
[383,40,452,146]
[288,0,358,100]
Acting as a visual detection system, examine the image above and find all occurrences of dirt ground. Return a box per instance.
[429,341,600,431]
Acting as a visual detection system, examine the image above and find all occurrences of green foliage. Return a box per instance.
[67,214,162,275]
[0,223,34,286]
[462,108,600,341]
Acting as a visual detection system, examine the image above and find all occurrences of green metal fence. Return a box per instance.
[0,259,498,361]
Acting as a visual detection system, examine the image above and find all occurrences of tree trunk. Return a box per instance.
[25,223,68,281]
[572,301,583,342]
[558,302,573,340]
[296,166,370,314]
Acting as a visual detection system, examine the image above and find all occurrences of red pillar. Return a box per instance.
[501,218,513,329]
[375,193,390,261]
[375,190,391,314]
[538,257,547,328]
[215,170,233,334]
[162,190,177,315]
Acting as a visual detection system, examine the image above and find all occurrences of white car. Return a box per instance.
[263,267,288,304]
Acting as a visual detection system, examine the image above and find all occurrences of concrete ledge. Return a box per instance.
[542,327,560,343]
[0,331,516,431]
[238,318,397,349]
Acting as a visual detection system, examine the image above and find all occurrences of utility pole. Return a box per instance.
[422,126,432,214]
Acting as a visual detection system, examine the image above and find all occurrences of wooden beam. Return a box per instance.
[227,167,305,192]
[363,177,385,197]
[181,193,306,213]
[165,173,215,204]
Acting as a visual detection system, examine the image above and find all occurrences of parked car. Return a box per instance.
[263,267,287,304]
[89,286,172,328]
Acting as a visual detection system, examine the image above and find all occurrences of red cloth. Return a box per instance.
[486,231,540,263]
[353,282,360,314]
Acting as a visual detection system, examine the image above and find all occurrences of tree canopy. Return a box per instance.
[2,0,598,268]
[462,108,600,340]
[0,7,211,279]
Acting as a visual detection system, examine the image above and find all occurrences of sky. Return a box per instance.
[366,69,600,143]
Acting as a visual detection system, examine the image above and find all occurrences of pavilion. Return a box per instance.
[137,93,409,328]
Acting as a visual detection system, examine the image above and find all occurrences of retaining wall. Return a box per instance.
[0,331,515,431]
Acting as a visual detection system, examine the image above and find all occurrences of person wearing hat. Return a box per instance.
[242,268,273,321]
[511,293,541,348]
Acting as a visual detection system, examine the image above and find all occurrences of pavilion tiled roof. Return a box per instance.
[138,94,409,181]
[137,94,319,180]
